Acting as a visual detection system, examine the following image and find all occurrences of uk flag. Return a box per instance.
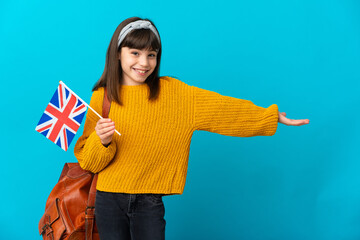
[35,82,87,151]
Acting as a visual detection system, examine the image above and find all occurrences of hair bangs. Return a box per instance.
[121,29,160,52]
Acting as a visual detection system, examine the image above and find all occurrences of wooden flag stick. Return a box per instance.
[60,81,121,136]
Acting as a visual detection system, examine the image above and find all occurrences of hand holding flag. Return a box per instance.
[35,81,121,151]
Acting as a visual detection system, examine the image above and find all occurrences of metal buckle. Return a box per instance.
[85,206,95,214]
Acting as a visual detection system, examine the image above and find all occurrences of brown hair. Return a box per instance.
[93,17,162,105]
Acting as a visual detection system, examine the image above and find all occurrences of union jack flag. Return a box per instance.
[35,82,87,151]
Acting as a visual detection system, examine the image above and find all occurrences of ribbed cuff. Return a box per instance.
[81,131,117,173]
[262,104,279,136]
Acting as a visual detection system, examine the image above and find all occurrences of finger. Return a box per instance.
[96,119,114,128]
[97,118,113,125]
[101,129,115,138]
[284,118,310,126]
[301,119,310,125]
[96,125,115,135]
[95,121,115,132]
[97,121,115,129]
[280,112,286,116]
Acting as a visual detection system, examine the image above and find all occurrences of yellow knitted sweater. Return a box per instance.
[74,76,279,195]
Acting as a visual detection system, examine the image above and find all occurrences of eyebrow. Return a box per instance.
[129,48,157,53]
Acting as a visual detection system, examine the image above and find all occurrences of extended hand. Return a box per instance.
[278,112,309,126]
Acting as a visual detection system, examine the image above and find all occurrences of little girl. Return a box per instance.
[74,16,309,240]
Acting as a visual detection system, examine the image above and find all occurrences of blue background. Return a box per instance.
[1,0,359,239]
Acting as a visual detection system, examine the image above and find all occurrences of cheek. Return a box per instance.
[150,59,157,69]
[121,59,135,71]
[120,62,128,73]
[120,54,135,66]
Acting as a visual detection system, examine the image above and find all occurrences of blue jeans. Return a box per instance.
[95,190,166,240]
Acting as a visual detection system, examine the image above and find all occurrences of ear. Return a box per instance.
[117,51,121,60]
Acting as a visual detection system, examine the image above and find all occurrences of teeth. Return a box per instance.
[135,69,146,73]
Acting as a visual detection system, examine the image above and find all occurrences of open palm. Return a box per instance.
[279,112,309,126]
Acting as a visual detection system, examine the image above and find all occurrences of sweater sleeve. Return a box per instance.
[74,88,117,173]
[192,86,279,137]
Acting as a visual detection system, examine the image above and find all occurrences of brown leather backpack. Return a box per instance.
[38,163,99,240]
[39,88,111,240]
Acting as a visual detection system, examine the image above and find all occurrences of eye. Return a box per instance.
[131,51,139,56]
[148,53,157,58]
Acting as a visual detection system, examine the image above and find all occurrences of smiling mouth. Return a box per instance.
[133,68,149,74]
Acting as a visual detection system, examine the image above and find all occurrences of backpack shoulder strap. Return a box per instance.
[102,87,111,118]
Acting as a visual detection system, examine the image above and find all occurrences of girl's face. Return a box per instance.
[119,47,158,86]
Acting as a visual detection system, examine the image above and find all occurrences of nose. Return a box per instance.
[139,55,149,67]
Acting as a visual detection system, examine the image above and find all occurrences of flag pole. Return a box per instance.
[60,81,121,136]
